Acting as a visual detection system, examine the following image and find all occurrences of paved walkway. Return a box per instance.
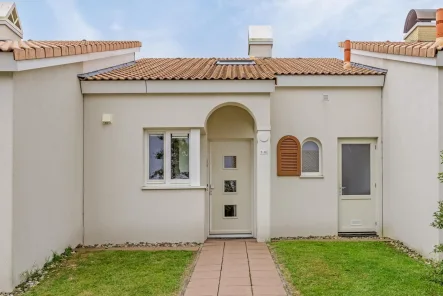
[185,240,287,296]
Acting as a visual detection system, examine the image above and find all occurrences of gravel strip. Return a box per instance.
[77,242,201,249]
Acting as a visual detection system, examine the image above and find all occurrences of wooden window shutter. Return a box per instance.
[277,135,301,176]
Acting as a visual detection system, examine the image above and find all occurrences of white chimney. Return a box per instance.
[0,2,23,41]
[248,25,273,58]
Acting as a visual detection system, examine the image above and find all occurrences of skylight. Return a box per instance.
[216,60,256,65]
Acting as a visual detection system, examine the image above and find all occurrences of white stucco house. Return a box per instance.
[2,1,443,292]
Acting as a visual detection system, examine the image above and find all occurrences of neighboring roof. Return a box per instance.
[80,58,385,81]
[404,9,436,33]
[338,41,439,58]
[0,40,142,61]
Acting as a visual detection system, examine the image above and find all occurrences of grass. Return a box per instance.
[270,241,443,296]
[25,250,195,296]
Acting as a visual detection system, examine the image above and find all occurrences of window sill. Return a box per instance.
[300,175,324,179]
[141,185,207,190]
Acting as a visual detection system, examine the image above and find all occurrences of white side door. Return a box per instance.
[209,140,252,234]
[338,139,376,232]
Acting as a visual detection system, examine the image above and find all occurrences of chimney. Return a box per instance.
[343,40,351,70]
[436,8,443,49]
[403,9,436,42]
[0,2,23,41]
[248,26,273,58]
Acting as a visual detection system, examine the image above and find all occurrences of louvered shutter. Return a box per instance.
[277,136,301,176]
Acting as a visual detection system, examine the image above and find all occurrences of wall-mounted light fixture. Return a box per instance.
[102,114,113,124]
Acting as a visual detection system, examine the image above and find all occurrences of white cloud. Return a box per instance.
[134,29,185,58]
[45,0,101,40]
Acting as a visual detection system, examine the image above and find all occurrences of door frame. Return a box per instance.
[337,138,381,234]
[207,139,255,237]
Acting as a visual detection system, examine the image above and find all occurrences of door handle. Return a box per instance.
[339,186,346,194]
[208,184,215,195]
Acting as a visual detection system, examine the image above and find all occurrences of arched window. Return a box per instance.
[277,136,301,176]
[302,139,322,176]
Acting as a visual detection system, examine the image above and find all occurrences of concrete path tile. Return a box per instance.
[221,264,250,272]
[251,277,285,286]
[193,264,222,271]
[185,286,219,296]
[250,270,280,279]
[249,264,277,271]
[188,278,220,287]
[185,240,287,295]
[191,271,221,279]
[252,285,287,295]
[222,259,249,265]
[248,258,275,264]
[222,254,248,259]
[218,285,252,295]
[221,270,250,278]
[219,277,251,286]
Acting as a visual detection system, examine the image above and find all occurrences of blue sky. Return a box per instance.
[15,0,442,58]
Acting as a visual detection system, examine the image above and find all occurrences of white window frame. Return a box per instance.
[144,129,200,186]
[301,138,323,178]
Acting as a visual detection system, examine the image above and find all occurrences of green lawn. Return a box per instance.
[270,241,443,296]
[25,250,195,296]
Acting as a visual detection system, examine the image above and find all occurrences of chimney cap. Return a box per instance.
[404,9,437,33]
[248,25,273,44]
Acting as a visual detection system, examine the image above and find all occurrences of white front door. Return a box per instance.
[209,140,252,235]
[338,139,376,233]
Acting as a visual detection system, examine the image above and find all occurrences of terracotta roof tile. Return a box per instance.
[0,40,142,61]
[338,41,439,58]
[81,58,384,81]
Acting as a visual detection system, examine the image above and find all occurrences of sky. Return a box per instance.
[14,0,443,58]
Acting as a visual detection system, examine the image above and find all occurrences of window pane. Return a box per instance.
[224,180,237,193]
[224,156,237,169]
[171,134,189,179]
[224,205,237,217]
[342,144,371,195]
[302,141,319,173]
[149,134,164,180]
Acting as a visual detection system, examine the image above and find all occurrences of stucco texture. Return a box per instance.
[353,54,440,257]
[83,94,270,244]
[0,73,14,292]
[12,63,84,285]
[270,87,382,237]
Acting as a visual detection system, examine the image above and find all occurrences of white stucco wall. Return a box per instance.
[353,54,440,257]
[11,63,84,285]
[270,87,382,237]
[0,73,14,292]
[84,93,270,244]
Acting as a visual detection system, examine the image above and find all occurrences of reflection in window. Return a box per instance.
[149,134,164,180]
[224,180,237,193]
[171,134,189,179]
[224,205,237,217]
[224,156,237,169]
[302,141,320,173]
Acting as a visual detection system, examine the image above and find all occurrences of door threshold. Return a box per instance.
[338,231,378,238]
[208,234,254,239]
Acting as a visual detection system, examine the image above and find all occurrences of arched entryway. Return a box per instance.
[206,105,255,236]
